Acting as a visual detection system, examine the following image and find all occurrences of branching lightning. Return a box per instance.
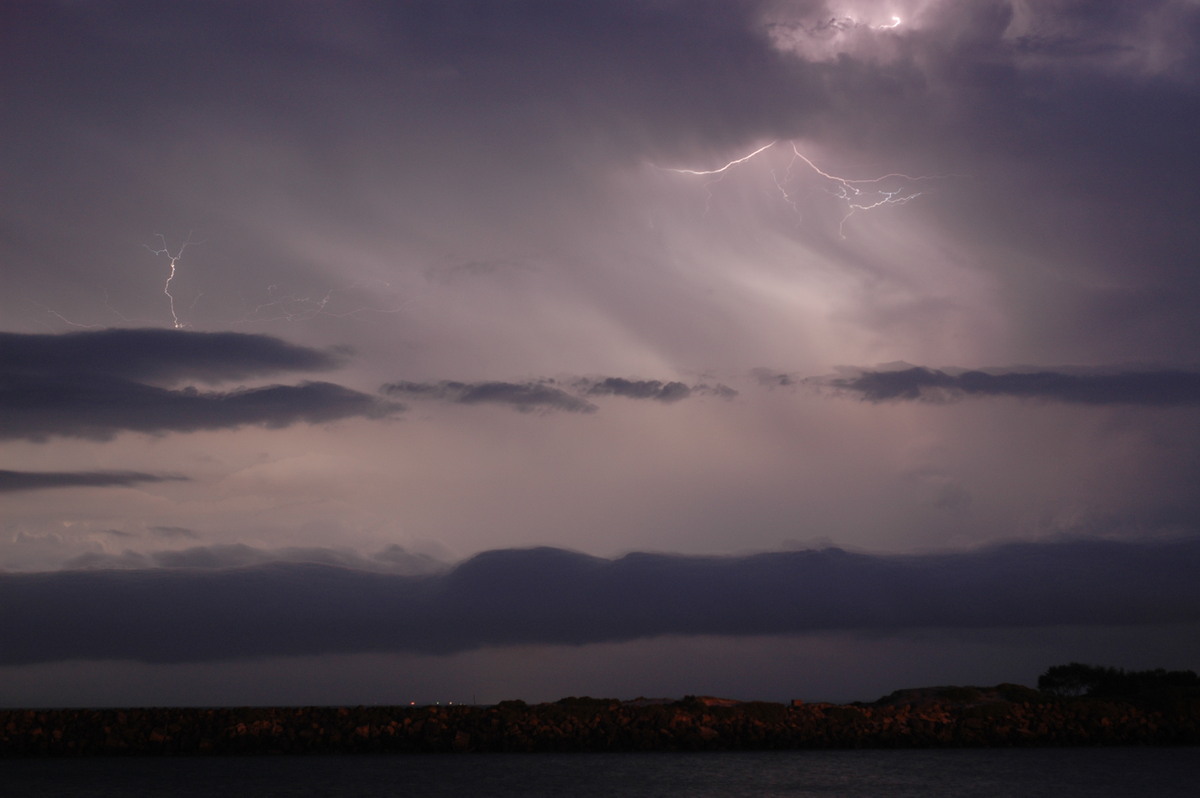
[663,141,779,215]
[660,140,943,238]
[234,279,411,325]
[26,232,411,332]
[144,233,202,329]
[22,298,101,330]
[665,141,778,176]
[783,143,934,237]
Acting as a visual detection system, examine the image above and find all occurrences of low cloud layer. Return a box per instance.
[62,543,445,576]
[1,377,397,441]
[382,376,736,413]
[0,329,397,440]
[580,377,693,403]
[825,366,1200,405]
[381,380,596,414]
[2,536,1196,665]
[578,377,736,403]
[0,470,185,494]
[0,329,346,384]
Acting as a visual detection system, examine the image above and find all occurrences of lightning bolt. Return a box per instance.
[144,233,202,329]
[661,140,943,238]
[660,141,779,214]
[22,298,101,330]
[27,233,409,332]
[664,141,778,176]
[784,144,933,237]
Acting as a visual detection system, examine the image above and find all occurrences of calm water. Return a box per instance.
[4,748,1198,797]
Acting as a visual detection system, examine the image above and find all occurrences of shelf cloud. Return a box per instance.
[3,536,1196,665]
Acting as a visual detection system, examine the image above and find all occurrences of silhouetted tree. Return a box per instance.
[1038,662,1105,696]
[1039,663,1200,697]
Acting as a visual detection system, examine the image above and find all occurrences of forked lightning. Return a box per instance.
[145,233,201,328]
[661,141,942,238]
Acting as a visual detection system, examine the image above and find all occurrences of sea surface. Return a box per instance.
[4,747,1198,797]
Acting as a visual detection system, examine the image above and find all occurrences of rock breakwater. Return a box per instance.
[3,685,1198,756]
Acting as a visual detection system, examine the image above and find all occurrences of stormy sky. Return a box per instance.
[3,0,1200,707]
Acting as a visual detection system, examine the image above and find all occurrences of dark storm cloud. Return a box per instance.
[0,329,397,441]
[381,380,596,414]
[827,366,1200,405]
[2,0,822,208]
[304,0,827,157]
[7,1,1200,364]
[0,329,347,385]
[745,1,1200,363]
[0,469,185,494]
[934,4,1200,359]
[2,536,1197,665]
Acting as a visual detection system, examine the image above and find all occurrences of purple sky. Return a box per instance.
[3,0,1200,707]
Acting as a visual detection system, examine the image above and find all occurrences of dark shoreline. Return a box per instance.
[3,685,1198,757]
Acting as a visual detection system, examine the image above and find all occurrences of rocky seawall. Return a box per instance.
[3,685,1198,756]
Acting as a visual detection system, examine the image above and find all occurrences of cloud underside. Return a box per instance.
[828,367,1200,405]
[0,329,346,384]
[0,329,396,440]
[2,537,1197,665]
[0,470,185,494]
[64,543,445,576]
[0,376,396,440]
[381,377,735,413]
[382,380,597,413]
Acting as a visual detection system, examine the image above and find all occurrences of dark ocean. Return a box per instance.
[4,747,1198,797]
